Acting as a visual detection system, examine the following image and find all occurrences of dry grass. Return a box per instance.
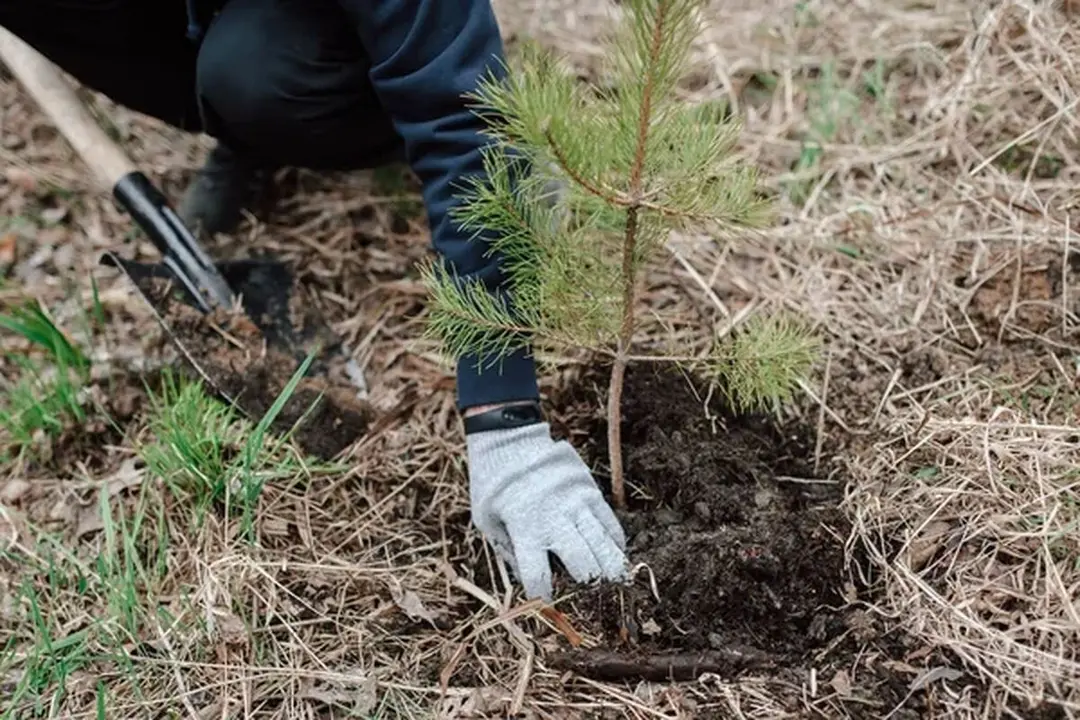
[2,0,1080,717]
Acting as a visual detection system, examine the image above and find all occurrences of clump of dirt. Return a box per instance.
[136,275,373,461]
[547,364,879,683]
[958,245,1080,344]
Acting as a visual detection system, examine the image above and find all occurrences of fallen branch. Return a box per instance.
[546,646,777,682]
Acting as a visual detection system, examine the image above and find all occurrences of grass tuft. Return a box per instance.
[0,298,93,461]
[140,369,240,512]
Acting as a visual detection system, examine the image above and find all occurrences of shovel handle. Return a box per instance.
[0,25,135,190]
[0,25,238,312]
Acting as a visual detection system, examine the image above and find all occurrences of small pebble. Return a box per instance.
[630,530,655,551]
[655,508,681,526]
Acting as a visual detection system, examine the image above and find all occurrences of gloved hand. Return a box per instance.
[466,421,628,601]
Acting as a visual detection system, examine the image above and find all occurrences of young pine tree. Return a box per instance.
[421,0,819,510]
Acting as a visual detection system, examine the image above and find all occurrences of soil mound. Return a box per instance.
[132,271,373,460]
[549,364,865,681]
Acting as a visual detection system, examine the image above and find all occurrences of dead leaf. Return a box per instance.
[36,226,68,246]
[0,670,24,696]
[40,206,68,225]
[3,167,37,192]
[388,578,437,625]
[51,242,75,270]
[904,644,934,663]
[48,497,75,525]
[640,618,662,636]
[261,517,290,536]
[905,520,953,571]
[24,244,51,270]
[196,700,225,720]
[439,640,469,692]
[830,669,853,696]
[909,666,963,691]
[76,507,105,539]
[844,609,877,642]
[211,609,249,647]
[0,590,16,621]
[540,606,584,647]
[842,581,858,604]
[883,659,922,676]
[75,461,146,539]
[299,673,377,714]
[0,479,31,504]
[0,514,18,553]
[437,686,512,718]
[105,458,145,495]
[0,504,28,552]
[0,232,16,269]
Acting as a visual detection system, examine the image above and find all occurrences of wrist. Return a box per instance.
[454,348,539,413]
[462,400,544,435]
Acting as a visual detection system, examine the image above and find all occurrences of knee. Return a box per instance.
[195,28,282,137]
[193,8,397,169]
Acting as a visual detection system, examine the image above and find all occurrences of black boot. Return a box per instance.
[177,142,266,238]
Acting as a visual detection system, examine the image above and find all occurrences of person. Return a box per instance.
[0,0,629,601]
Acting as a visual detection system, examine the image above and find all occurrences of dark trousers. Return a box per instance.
[0,0,405,170]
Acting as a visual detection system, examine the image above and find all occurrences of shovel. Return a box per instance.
[0,25,374,460]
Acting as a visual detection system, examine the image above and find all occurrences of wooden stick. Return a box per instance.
[547,647,776,682]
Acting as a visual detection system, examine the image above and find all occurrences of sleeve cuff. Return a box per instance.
[455,345,540,411]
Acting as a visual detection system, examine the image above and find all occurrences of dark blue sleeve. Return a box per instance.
[337,0,539,411]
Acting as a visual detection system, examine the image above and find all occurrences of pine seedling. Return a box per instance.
[421,0,819,509]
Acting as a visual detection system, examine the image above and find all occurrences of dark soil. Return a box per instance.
[551,364,852,656]
[544,364,942,715]
[127,271,374,461]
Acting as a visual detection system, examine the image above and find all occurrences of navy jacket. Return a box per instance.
[186,0,540,411]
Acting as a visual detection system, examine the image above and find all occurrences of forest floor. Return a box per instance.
[2,1,1079,718]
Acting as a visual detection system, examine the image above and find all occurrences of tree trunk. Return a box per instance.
[607,351,628,509]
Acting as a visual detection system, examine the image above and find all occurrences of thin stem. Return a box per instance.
[608,204,641,510]
[606,349,628,508]
[622,353,700,363]
[543,128,622,205]
[607,1,669,510]
[543,128,715,223]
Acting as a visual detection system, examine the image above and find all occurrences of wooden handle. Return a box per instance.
[0,25,136,190]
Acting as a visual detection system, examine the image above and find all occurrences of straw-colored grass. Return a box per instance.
[2,0,1079,717]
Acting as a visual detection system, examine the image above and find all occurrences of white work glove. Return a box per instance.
[466,422,629,601]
